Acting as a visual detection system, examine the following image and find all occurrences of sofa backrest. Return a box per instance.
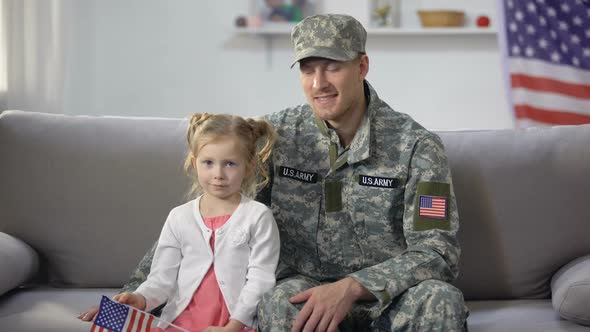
[2,111,590,300]
[438,125,590,300]
[0,111,189,287]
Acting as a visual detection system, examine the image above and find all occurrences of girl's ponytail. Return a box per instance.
[247,118,277,191]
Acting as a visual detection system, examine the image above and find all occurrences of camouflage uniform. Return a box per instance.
[255,81,467,332]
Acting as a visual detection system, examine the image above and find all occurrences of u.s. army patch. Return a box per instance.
[414,182,450,231]
[357,175,399,189]
[277,166,318,183]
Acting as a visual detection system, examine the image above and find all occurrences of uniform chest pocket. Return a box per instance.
[351,174,405,222]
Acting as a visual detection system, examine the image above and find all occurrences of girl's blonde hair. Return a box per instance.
[184,113,276,199]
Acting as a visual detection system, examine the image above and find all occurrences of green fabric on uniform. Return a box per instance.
[325,180,343,212]
[414,182,451,231]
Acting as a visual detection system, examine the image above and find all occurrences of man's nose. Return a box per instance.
[312,71,328,90]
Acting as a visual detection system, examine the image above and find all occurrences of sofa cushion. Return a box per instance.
[0,232,39,296]
[437,124,590,300]
[0,111,189,287]
[551,255,590,326]
[0,288,118,332]
[467,299,590,332]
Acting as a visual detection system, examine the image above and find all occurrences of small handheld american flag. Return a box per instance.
[90,296,188,332]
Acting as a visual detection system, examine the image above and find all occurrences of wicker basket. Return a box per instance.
[418,10,465,27]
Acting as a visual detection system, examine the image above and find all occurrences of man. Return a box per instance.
[81,14,467,332]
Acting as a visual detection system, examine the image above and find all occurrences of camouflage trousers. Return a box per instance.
[257,275,468,332]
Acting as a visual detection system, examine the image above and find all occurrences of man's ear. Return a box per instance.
[359,54,369,80]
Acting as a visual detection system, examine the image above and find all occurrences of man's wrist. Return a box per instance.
[345,277,376,301]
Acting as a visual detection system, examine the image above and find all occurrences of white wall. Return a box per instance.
[61,0,513,130]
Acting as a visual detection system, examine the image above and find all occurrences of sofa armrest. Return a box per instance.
[0,232,40,296]
[551,254,590,326]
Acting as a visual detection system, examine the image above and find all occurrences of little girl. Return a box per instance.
[114,113,280,332]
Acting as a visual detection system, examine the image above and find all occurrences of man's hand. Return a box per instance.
[113,292,147,311]
[289,277,374,332]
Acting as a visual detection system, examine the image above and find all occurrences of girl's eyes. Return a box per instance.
[200,160,237,167]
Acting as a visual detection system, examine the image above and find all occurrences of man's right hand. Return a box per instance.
[113,292,147,310]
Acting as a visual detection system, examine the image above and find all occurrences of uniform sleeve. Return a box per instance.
[120,240,157,293]
[348,134,460,318]
[135,212,183,312]
[231,208,281,328]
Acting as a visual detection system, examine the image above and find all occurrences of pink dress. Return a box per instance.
[159,215,255,332]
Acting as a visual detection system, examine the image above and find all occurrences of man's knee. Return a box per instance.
[378,280,467,332]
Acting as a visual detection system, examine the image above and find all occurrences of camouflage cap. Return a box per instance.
[290,14,367,68]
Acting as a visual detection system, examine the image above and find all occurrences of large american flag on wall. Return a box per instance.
[502,0,590,127]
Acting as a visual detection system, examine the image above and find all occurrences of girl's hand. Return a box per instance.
[203,319,245,332]
[113,292,147,310]
[77,305,99,321]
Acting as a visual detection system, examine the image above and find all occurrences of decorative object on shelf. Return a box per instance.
[370,0,401,28]
[417,10,465,28]
[257,0,315,24]
[235,16,248,27]
[476,15,490,28]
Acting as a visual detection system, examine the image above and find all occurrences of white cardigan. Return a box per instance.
[135,195,280,328]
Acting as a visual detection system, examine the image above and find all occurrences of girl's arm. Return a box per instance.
[134,211,183,311]
[231,208,281,328]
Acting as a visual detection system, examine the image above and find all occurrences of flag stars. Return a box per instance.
[539,16,547,26]
[527,3,537,12]
[515,10,524,21]
[507,0,514,9]
[539,38,548,49]
[550,30,558,39]
[512,45,521,55]
[583,48,590,57]
[509,21,518,32]
[586,29,590,38]
[526,25,536,34]
[547,7,557,17]
[561,3,571,13]
[571,35,580,44]
[572,57,580,66]
[561,43,569,53]
[572,16,583,26]
[551,51,561,62]
[525,47,535,57]
[558,21,569,31]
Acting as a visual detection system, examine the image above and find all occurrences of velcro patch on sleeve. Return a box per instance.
[413,182,451,231]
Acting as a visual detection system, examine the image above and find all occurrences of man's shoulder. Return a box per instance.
[372,105,439,144]
[265,104,313,129]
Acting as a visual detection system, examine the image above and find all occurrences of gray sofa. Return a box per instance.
[1,110,589,332]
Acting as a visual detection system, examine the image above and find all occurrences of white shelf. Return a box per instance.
[234,26,497,36]
[234,24,497,67]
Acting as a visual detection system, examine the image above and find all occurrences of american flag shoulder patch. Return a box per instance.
[418,195,448,219]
